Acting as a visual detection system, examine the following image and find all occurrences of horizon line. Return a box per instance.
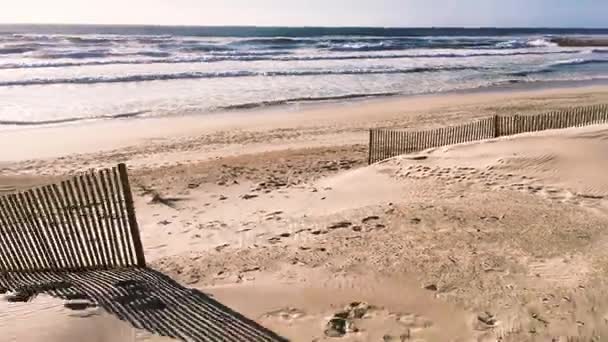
[1,22,608,30]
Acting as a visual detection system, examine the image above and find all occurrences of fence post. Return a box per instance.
[118,163,146,268]
[368,130,373,164]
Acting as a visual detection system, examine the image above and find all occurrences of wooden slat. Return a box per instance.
[375,130,379,163]
[420,130,425,150]
[571,107,577,127]
[101,170,132,266]
[378,130,382,162]
[6,194,46,270]
[369,129,378,164]
[395,131,400,156]
[0,210,14,271]
[469,122,475,141]
[35,187,69,270]
[385,131,390,159]
[40,186,74,269]
[368,130,373,164]
[388,130,393,159]
[370,130,375,163]
[20,191,58,271]
[78,174,108,266]
[377,130,382,162]
[387,130,392,158]
[390,131,396,158]
[63,179,95,268]
[461,124,467,143]
[378,130,384,162]
[72,176,103,267]
[389,130,393,159]
[25,190,61,271]
[437,127,444,146]
[6,193,44,271]
[0,195,34,271]
[458,124,464,143]
[63,179,95,269]
[93,171,120,268]
[85,173,111,266]
[53,183,90,270]
[383,130,387,160]
[0,199,26,271]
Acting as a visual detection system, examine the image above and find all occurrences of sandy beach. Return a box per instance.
[3,84,608,341]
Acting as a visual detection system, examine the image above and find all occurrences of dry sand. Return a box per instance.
[2,85,608,341]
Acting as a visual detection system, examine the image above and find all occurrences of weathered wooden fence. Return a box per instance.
[369,104,608,164]
[0,163,145,273]
[0,164,289,342]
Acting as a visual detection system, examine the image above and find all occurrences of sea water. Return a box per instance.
[1,25,608,127]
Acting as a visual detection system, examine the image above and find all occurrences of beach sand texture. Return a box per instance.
[2,85,608,341]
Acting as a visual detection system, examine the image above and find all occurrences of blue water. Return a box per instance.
[1,25,608,127]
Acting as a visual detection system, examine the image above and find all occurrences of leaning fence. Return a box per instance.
[0,163,146,273]
[369,104,608,164]
[0,164,288,342]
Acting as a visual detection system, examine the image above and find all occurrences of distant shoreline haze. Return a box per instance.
[2,24,608,37]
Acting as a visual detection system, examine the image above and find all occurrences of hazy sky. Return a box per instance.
[1,0,607,27]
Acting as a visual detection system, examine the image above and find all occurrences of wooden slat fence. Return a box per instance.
[0,164,291,342]
[0,163,145,272]
[369,104,608,164]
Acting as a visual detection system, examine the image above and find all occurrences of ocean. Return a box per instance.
[1,25,608,128]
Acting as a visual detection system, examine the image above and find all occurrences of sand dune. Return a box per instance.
[390,124,608,208]
[3,87,608,341]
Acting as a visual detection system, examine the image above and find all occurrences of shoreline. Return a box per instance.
[2,77,608,133]
[1,82,608,166]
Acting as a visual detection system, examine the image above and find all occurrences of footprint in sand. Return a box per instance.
[263,307,307,322]
[393,312,434,331]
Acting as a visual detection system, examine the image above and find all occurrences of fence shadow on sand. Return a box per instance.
[1,267,288,342]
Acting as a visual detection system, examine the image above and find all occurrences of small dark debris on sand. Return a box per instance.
[328,221,352,229]
[424,284,438,291]
[215,243,230,252]
[64,300,97,311]
[324,302,372,337]
[362,216,380,224]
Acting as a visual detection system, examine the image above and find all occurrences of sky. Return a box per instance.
[1,0,607,27]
